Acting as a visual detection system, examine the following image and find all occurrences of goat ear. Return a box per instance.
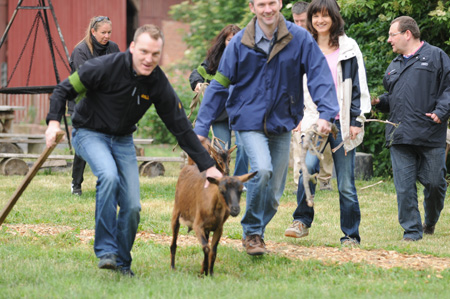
[228,145,237,155]
[238,171,258,183]
[206,176,220,186]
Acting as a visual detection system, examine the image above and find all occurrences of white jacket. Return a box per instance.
[301,34,371,152]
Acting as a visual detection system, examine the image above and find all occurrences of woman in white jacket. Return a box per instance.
[284,0,371,246]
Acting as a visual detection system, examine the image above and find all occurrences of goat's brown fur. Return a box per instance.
[171,164,256,276]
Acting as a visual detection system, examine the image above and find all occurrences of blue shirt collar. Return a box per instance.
[254,20,278,54]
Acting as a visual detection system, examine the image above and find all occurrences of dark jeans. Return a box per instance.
[71,153,86,186]
[390,145,447,240]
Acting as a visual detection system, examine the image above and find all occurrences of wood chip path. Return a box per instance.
[3,224,450,273]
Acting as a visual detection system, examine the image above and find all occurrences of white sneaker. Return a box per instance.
[284,220,309,238]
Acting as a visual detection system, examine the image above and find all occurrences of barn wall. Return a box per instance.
[0,0,190,127]
[5,0,127,88]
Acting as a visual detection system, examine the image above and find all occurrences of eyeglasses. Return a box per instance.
[92,16,110,28]
[388,30,406,37]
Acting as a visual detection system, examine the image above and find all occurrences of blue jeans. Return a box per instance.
[293,121,361,243]
[234,132,249,176]
[238,131,291,238]
[72,128,141,269]
[212,120,231,149]
[212,120,249,176]
[390,145,446,240]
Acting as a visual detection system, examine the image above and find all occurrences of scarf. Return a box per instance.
[91,35,109,56]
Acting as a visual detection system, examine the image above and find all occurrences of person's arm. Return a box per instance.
[349,41,371,128]
[189,67,205,92]
[428,50,450,123]
[189,60,213,92]
[70,46,91,73]
[45,77,81,147]
[374,93,390,113]
[153,72,216,172]
[193,43,236,138]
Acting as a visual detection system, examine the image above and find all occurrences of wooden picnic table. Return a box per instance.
[0,106,25,133]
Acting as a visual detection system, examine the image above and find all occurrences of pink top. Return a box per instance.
[325,48,340,119]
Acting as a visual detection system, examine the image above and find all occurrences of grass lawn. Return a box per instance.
[1,144,450,298]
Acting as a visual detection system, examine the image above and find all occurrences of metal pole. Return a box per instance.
[39,0,72,152]
[0,0,23,50]
[47,0,70,63]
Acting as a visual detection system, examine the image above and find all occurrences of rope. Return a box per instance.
[26,12,41,86]
[6,13,41,86]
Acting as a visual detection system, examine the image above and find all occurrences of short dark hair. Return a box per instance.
[133,24,164,43]
[292,1,309,14]
[391,16,420,39]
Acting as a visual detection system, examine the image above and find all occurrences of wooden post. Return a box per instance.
[0,131,64,226]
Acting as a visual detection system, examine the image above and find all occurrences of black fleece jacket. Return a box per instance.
[47,49,215,171]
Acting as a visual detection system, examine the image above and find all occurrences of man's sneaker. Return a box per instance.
[341,238,360,247]
[244,235,266,256]
[319,181,333,191]
[71,184,82,196]
[98,253,117,270]
[423,223,435,235]
[117,267,135,277]
[284,220,309,238]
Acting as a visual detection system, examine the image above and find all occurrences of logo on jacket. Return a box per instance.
[141,94,149,100]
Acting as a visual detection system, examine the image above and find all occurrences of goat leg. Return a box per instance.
[196,228,210,276]
[300,130,316,207]
[209,227,223,277]
[170,214,181,270]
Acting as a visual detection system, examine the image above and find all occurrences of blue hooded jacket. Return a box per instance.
[194,15,339,137]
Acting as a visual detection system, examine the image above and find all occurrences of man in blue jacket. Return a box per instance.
[373,16,450,241]
[194,0,339,255]
[45,24,222,275]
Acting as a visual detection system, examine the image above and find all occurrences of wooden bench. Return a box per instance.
[0,133,185,176]
[0,133,154,146]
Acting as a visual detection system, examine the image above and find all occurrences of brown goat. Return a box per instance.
[171,165,257,276]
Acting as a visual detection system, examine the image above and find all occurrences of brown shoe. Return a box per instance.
[423,223,435,235]
[244,234,266,256]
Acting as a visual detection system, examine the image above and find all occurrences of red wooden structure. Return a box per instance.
[0,0,187,128]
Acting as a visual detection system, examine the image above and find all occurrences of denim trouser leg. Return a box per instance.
[234,131,249,176]
[212,120,231,149]
[329,128,360,243]
[293,121,360,242]
[390,145,446,239]
[72,128,141,269]
[213,120,249,176]
[420,147,447,227]
[238,131,290,238]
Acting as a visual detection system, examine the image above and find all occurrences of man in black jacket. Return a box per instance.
[45,24,222,276]
[373,16,450,241]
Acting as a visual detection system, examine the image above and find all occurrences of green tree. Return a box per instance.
[169,0,249,70]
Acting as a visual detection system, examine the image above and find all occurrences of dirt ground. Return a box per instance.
[3,223,450,274]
